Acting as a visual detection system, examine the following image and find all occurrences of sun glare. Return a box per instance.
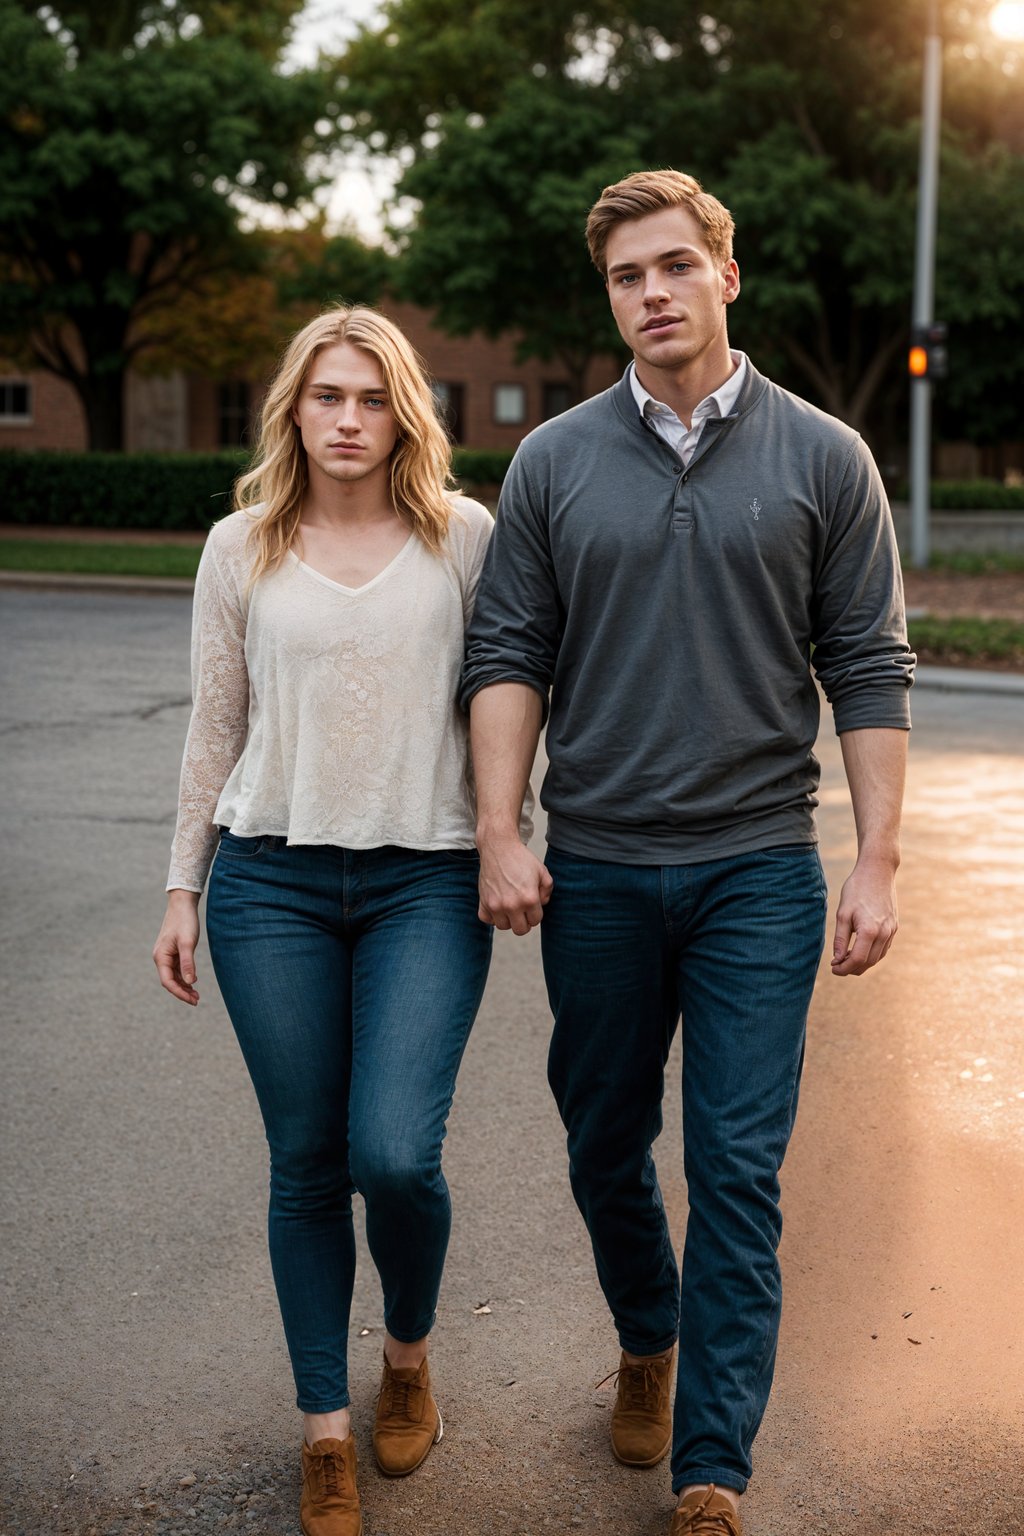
[990,1,1024,40]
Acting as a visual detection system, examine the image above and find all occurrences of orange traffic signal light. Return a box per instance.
[909,322,948,380]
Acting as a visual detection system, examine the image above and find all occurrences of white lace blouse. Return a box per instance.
[167,497,496,893]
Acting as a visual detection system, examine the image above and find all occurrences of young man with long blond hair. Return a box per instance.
[462,170,914,1535]
[154,305,499,1536]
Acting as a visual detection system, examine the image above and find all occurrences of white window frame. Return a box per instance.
[493,383,526,426]
[0,379,33,425]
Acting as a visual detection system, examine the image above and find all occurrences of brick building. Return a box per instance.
[0,302,624,455]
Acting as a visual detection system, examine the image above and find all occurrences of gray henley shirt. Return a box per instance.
[460,361,914,864]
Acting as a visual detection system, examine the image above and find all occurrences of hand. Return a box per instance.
[477,834,553,936]
[830,858,898,977]
[153,891,201,1004]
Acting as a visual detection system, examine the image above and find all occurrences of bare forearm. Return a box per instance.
[468,682,551,934]
[831,727,907,976]
[470,682,543,844]
[839,727,907,868]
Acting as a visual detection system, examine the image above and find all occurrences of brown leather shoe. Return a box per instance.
[300,1435,361,1536]
[608,1347,674,1467]
[372,1351,443,1476]
[669,1484,743,1535]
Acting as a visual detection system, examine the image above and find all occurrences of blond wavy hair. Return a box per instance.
[235,306,456,582]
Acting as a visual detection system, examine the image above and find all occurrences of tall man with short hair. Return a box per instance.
[461,170,913,1536]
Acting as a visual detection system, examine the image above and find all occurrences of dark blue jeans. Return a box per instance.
[542,844,827,1494]
[205,834,492,1414]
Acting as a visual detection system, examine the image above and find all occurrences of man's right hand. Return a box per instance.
[477,834,553,935]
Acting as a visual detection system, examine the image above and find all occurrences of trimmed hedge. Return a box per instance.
[452,448,514,487]
[0,446,515,530]
[894,479,1024,511]
[0,450,248,530]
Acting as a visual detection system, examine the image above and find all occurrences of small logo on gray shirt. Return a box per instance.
[750,498,762,520]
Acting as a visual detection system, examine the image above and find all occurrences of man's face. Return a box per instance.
[291,341,400,487]
[604,205,740,374]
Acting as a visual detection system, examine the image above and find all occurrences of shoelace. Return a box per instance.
[597,1360,664,1411]
[672,1486,740,1536]
[675,1512,737,1536]
[379,1373,420,1419]
[305,1447,348,1500]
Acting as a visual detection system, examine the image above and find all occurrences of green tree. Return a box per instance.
[617,0,1024,440]
[138,226,395,383]
[933,139,1024,454]
[394,79,636,400]
[0,0,337,448]
[340,0,1024,446]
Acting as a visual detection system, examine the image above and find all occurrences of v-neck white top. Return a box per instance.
[167,496,497,892]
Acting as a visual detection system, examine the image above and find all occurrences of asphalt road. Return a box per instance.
[1,589,1022,1536]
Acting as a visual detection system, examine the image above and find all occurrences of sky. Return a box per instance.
[284,0,394,241]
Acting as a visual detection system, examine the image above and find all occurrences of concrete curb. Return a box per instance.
[3,569,1022,694]
[0,569,194,597]
[913,664,1024,696]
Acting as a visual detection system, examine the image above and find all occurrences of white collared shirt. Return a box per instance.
[629,351,748,467]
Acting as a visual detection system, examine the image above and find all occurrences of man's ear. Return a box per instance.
[723,259,741,305]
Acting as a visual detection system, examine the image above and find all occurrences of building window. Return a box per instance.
[542,383,572,421]
[431,381,465,444]
[493,383,526,426]
[217,381,250,447]
[0,380,32,424]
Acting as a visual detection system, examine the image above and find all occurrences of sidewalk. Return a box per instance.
[3,564,1022,695]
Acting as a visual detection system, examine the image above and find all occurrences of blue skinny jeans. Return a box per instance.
[205,832,492,1413]
[541,843,827,1495]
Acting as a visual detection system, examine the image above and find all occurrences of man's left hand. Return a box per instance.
[830,858,899,977]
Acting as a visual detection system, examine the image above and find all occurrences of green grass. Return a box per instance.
[908,615,1024,666]
[909,551,1024,575]
[0,539,202,579]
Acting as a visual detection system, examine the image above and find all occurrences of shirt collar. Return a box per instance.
[629,351,748,427]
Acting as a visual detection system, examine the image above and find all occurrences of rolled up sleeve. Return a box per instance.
[459,449,563,719]
[811,438,915,733]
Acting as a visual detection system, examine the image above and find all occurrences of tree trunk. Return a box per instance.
[563,358,589,407]
[75,370,127,451]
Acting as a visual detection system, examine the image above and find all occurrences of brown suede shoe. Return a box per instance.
[608,1347,674,1467]
[300,1436,361,1536]
[372,1351,443,1476]
[669,1484,743,1535]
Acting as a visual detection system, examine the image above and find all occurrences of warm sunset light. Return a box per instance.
[990,1,1024,39]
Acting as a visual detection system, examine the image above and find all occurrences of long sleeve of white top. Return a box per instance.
[166,496,497,893]
[167,531,251,892]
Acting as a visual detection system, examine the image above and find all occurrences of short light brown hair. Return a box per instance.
[586,169,735,276]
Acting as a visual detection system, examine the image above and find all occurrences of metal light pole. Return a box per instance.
[909,0,943,569]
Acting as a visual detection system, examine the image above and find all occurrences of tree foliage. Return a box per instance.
[0,0,337,447]
[394,79,637,396]
[340,0,1024,448]
[138,226,395,383]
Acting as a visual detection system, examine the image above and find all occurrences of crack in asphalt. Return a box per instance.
[0,696,192,737]
[39,811,177,826]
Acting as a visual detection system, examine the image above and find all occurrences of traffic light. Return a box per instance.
[909,322,948,380]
